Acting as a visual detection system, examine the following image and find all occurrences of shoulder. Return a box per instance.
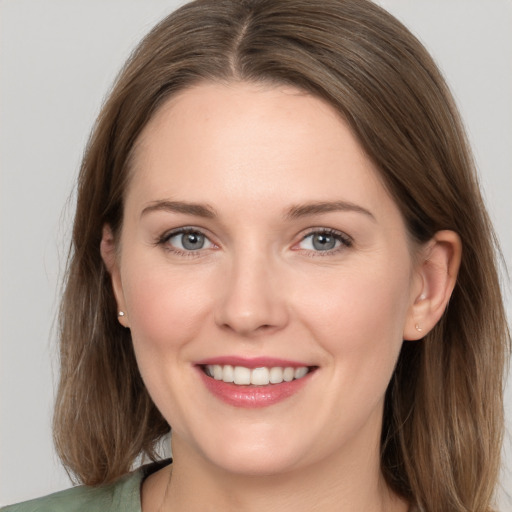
[1,468,144,512]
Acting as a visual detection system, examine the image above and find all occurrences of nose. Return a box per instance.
[214,250,289,337]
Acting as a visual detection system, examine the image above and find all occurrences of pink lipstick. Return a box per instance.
[195,357,316,408]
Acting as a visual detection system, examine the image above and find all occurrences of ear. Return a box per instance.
[100,224,129,328]
[403,230,462,340]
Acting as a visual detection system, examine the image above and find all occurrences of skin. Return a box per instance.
[101,81,461,512]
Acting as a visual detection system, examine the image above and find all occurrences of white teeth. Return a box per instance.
[269,367,283,384]
[222,364,234,383]
[204,364,310,386]
[233,366,251,385]
[294,367,308,379]
[213,365,223,380]
[251,367,270,385]
[283,367,294,382]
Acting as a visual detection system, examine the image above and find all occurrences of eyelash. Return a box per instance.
[156,227,215,258]
[297,228,352,257]
[155,227,353,257]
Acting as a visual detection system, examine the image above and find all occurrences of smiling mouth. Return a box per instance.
[202,364,315,386]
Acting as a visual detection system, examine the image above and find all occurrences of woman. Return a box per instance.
[3,0,509,511]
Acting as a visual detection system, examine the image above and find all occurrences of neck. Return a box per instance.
[149,434,408,512]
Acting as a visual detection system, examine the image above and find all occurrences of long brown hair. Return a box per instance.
[53,1,510,510]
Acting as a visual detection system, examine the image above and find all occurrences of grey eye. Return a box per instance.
[168,231,212,251]
[182,232,205,250]
[298,231,347,252]
[311,233,337,251]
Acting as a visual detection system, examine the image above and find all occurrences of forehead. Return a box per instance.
[126,81,398,223]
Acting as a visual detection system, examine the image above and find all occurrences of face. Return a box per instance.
[107,82,423,477]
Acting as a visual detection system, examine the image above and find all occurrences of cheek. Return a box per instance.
[293,261,413,436]
[296,259,412,370]
[122,262,215,356]
[120,262,218,424]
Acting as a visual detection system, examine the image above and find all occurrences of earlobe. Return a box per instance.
[100,224,129,328]
[404,230,462,340]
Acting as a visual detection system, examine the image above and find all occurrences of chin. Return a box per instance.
[208,448,304,477]
[178,425,310,477]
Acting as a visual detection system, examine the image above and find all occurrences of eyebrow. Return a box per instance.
[141,200,216,219]
[285,201,376,221]
[140,199,375,222]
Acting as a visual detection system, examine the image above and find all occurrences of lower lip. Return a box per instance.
[198,369,312,408]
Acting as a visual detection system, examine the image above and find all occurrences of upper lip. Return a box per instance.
[195,356,313,369]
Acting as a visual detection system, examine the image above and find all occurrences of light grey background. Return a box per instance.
[1,0,511,507]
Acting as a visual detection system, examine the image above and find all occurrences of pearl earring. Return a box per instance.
[415,324,423,332]
[118,311,125,317]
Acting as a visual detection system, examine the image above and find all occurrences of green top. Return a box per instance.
[1,460,171,512]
